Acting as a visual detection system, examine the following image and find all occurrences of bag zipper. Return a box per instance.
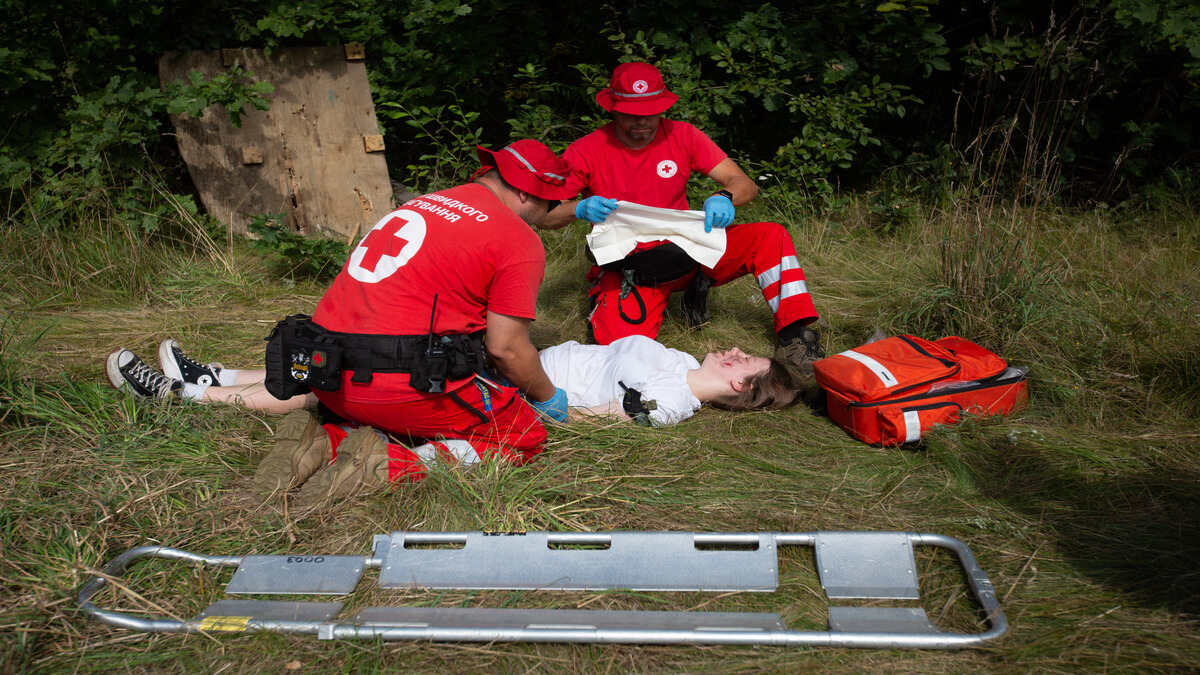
[897,335,958,368]
[846,369,1027,408]
[857,335,963,398]
[901,401,962,413]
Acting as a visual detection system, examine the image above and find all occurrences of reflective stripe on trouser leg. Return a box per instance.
[427,439,482,465]
[766,280,809,312]
[387,439,483,482]
[705,223,818,332]
[756,256,809,313]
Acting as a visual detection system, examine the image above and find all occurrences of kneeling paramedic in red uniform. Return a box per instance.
[260,139,576,504]
[540,62,825,390]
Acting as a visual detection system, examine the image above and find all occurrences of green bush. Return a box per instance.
[247,214,349,281]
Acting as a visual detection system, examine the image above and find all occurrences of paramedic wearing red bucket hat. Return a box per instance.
[294,139,575,497]
[593,61,680,116]
[542,62,824,378]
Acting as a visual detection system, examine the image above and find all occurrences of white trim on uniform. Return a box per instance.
[414,439,481,466]
[755,255,801,289]
[779,279,809,299]
[766,279,808,312]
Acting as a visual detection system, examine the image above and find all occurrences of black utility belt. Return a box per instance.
[590,241,699,287]
[263,314,484,400]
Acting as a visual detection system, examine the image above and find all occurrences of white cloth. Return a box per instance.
[585,201,727,269]
[538,335,701,427]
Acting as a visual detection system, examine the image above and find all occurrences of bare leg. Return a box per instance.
[229,369,269,385]
[198,369,316,414]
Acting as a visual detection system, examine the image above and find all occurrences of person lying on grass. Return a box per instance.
[106,336,801,503]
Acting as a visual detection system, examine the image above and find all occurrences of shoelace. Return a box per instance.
[127,359,175,397]
[175,348,222,375]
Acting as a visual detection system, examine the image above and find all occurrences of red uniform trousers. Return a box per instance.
[587,221,819,345]
[313,379,546,483]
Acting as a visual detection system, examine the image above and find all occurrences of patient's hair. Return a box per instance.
[710,358,802,412]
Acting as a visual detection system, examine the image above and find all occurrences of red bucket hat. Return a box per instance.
[475,139,576,200]
[595,62,679,116]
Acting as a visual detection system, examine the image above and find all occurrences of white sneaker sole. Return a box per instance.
[105,349,130,391]
[158,339,183,381]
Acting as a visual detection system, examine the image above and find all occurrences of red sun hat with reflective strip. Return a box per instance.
[475,139,576,200]
[595,62,679,115]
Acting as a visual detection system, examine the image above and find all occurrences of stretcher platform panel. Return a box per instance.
[376,531,778,591]
[815,532,920,599]
[199,599,345,623]
[828,606,938,634]
[225,555,365,595]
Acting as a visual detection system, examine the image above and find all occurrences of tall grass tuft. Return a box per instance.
[914,203,1058,351]
[901,4,1114,355]
[2,163,241,307]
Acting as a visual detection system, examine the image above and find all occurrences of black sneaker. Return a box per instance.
[107,349,182,399]
[158,339,222,386]
[681,273,713,328]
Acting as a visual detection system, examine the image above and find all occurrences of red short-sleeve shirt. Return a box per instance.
[313,182,544,400]
[564,119,727,210]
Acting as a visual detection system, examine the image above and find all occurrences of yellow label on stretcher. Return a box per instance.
[197,615,251,632]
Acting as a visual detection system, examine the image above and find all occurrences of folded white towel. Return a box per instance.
[585,201,727,269]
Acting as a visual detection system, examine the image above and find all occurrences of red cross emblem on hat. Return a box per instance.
[595,62,679,115]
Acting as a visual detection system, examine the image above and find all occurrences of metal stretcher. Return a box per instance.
[78,530,1007,649]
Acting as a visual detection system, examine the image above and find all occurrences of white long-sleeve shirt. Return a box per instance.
[537,335,701,427]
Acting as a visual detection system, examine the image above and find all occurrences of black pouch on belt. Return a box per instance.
[408,336,450,394]
[263,314,345,399]
[406,334,486,394]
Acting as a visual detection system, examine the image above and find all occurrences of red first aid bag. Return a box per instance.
[814,335,1028,446]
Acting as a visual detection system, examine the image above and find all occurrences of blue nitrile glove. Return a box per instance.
[528,387,569,423]
[576,196,619,223]
[703,193,735,232]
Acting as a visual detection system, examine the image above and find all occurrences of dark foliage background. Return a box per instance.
[1,0,1196,226]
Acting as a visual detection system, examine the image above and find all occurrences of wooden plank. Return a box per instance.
[159,46,392,239]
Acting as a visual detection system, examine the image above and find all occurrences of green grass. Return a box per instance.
[1,185,1198,671]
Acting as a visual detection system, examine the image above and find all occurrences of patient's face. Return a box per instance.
[700,348,771,387]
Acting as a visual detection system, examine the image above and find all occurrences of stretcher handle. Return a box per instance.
[911,533,1009,639]
[76,546,242,632]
